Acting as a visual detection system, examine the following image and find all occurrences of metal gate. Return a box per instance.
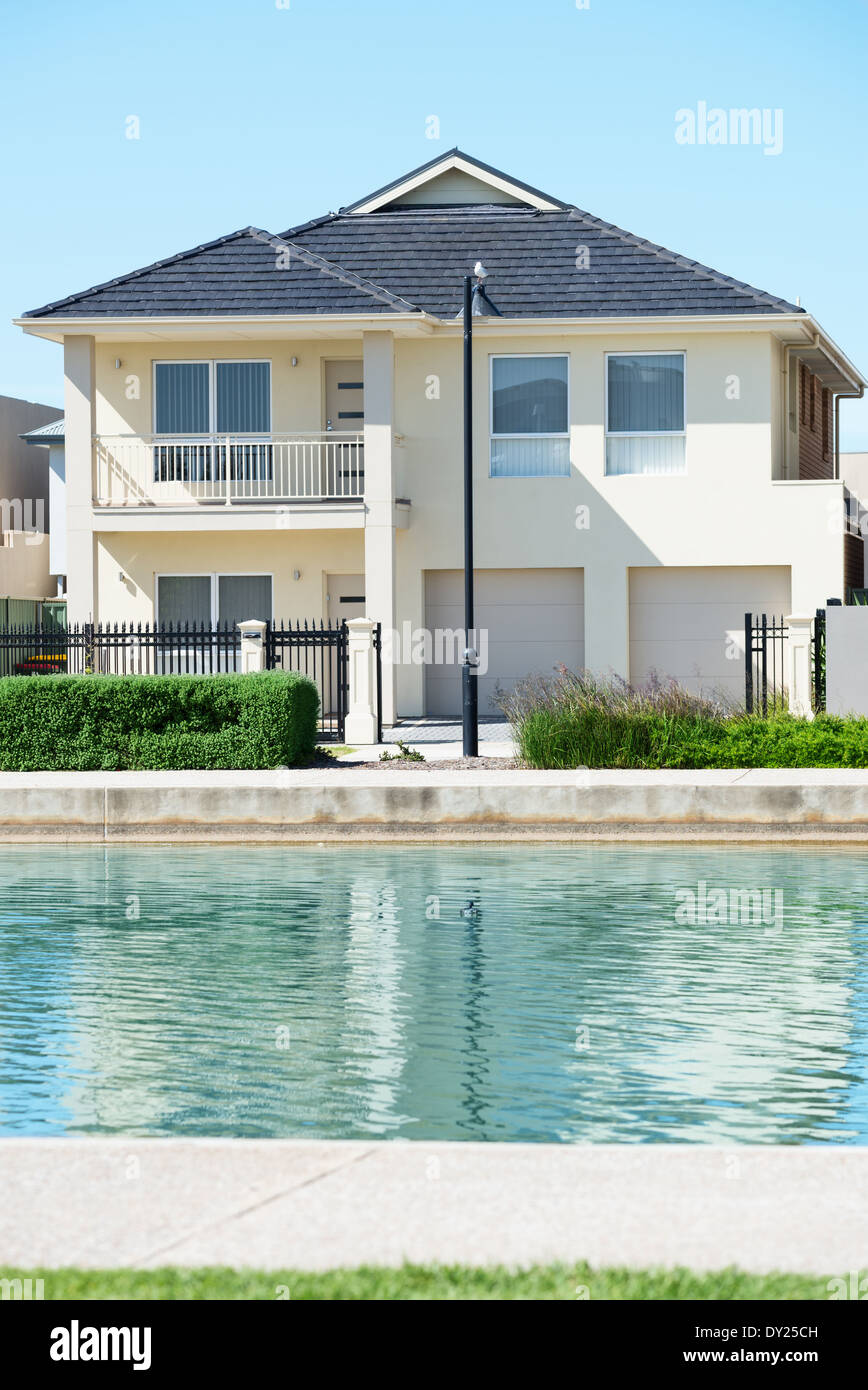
[813,608,826,713]
[265,620,349,740]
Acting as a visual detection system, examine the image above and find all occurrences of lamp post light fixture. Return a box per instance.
[461,261,501,758]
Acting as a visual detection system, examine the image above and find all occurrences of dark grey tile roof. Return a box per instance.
[282,206,802,318]
[22,196,802,320]
[22,228,421,319]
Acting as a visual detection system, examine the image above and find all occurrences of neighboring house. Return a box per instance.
[840,453,868,590]
[14,149,866,718]
[0,394,55,606]
[19,417,66,593]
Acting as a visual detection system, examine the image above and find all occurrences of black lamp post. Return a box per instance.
[461,263,501,758]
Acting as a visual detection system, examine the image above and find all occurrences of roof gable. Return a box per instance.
[343,149,565,213]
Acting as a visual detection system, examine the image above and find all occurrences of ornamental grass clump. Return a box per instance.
[498,667,868,769]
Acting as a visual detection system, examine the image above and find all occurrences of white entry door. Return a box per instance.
[324,361,364,433]
[327,573,366,624]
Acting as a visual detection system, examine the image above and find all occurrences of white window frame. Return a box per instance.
[156,572,274,627]
[604,350,687,475]
[489,352,570,477]
[152,359,273,436]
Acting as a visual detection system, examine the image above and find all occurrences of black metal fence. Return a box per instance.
[744,613,788,715]
[745,611,827,715]
[813,608,826,713]
[0,622,242,679]
[0,618,384,742]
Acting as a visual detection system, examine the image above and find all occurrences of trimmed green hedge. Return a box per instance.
[0,671,320,771]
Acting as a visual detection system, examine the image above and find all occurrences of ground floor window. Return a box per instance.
[156,573,273,628]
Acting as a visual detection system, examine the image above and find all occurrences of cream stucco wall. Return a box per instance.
[60,324,847,715]
[97,530,363,624]
[94,340,363,437]
[391,329,843,709]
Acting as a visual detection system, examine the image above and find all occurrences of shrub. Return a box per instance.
[498,667,868,769]
[0,671,320,771]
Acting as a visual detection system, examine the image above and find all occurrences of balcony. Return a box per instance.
[93,433,364,508]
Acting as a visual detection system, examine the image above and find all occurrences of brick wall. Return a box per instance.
[798,363,834,479]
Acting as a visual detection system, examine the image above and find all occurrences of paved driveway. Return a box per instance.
[383,718,512,745]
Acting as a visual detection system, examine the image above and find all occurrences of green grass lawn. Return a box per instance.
[0,1263,833,1301]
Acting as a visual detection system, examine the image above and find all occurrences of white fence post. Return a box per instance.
[237,619,267,673]
[785,614,814,719]
[344,616,378,744]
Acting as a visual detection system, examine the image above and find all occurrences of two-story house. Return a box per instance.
[15,150,865,721]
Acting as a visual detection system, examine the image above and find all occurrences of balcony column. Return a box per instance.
[63,335,97,624]
[363,331,397,726]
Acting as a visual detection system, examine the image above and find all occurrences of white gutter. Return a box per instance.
[13,308,866,390]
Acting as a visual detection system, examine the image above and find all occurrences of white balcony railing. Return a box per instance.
[93,433,364,506]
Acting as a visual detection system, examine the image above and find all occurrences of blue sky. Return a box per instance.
[2,0,867,444]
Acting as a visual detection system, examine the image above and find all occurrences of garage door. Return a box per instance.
[629,566,791,700]
[424,568,584,716]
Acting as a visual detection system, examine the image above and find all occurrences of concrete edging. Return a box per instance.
[1,769,868,842]
[2,1138,866,1275]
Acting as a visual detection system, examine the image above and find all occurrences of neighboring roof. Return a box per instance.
[20,417,64,442]
[20,151,803,321]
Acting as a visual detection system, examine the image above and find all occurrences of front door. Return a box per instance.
[324,361,364,433]
[325,574,365,726]
[327,573,366,624]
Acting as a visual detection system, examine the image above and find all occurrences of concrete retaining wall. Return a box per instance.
[1,769,868,841]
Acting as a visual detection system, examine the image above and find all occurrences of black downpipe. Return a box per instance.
[462,275,478,757]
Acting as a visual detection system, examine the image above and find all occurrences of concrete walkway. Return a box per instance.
[2,1139,866,1275]
[338,717,516,763]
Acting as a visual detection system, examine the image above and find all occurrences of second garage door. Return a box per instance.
[424,568,584,716]
[629,565,791,700]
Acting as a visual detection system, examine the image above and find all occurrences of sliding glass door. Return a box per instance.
[153,361,273,485]
[155,574,273,671]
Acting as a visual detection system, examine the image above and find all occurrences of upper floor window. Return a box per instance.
[605,352,685,476]
[822,386,832,460]
[154,360,271,434]
[490,355,570,477]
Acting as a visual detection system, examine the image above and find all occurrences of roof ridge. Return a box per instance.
[21,227,260,318]
[246,228,422,313]
[277,211,341,239]
[565,206,799,311]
